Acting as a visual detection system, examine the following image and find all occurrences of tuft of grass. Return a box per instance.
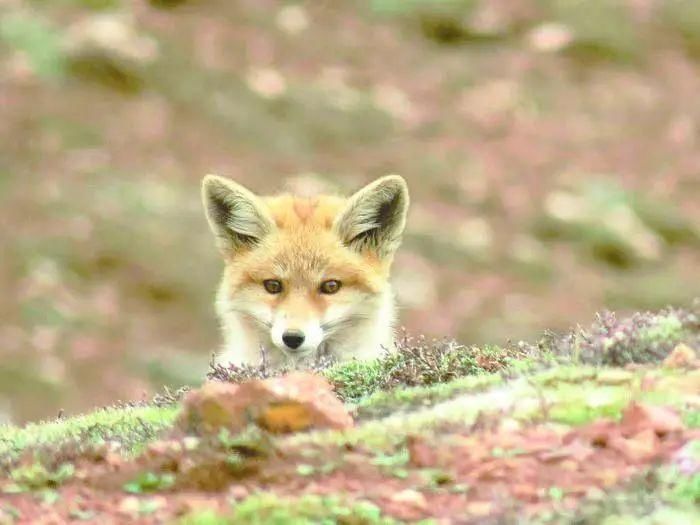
[178,494,396,524]
[545,383,630,426]
[0,12,66,80]
[179,510,230,525]
[536,305,700,367]
[0,405,178,465]
[123,471,175,494]
[352,373,502,420]
[4,462,74,493]
[209,333,525,405]
[684,410,700,429]
[230,493,393,525]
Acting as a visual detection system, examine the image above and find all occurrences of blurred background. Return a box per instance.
[1,0,700,424]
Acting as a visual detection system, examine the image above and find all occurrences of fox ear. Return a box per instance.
[334,175,409,259]
[201,175,275,254]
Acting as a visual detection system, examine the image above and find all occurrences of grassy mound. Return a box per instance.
[0,304,698,523]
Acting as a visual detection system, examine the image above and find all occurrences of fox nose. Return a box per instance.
[282,331,305,350]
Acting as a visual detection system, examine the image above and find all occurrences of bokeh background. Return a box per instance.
[2,0,700,424]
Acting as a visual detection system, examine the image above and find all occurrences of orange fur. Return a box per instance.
[202,175,409,367]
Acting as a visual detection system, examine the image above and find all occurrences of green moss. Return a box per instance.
[534,366,599,386]
[352,373,502,420]
[5,462,74,493]
[684,410,700,429]
[180,510,230,525]
[547,384,630,425]
[210,337,522,407]
[0,13,66,80]
[123,471,175,494]
[328,339,522,403]
[638,314,685,345]
[0,405,177,461]
[325,359,386,402]
[179,493,396,524]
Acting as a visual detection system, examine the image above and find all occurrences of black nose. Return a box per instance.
[282,331,305,350]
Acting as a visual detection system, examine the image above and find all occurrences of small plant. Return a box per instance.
[0,13,66,80]
[216,427,273,459]
[548,486,565,501]
[123,471,175,494]
[684,410,700,429]
[371,447,409,468]
[229,493,393,524]
[7,462,74,492]
[208,331,523,404]
[296,464,315,476]
[372,447,411,479]
[69,508,96,521]
[672,474,700,504]
[422,468,454,488]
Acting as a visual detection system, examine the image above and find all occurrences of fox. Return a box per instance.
[201,174,410,368]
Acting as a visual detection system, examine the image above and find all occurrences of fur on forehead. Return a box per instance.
[262,194,347,230]
[236,226,388,288]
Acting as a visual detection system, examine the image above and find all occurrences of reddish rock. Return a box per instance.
[620,402,684,437]
[663,343,697,369]
[407,435,437,467]
[608,429,660,463]
[178,372,352,434]
[565,418,618,447]
[178,381,244,433]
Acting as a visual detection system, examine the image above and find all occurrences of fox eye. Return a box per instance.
[319,280,341,294]
[263,279,283,294]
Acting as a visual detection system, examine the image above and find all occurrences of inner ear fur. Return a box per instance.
[201,174,275,255]
[334,175,409,259]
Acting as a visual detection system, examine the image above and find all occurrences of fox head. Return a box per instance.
[202,174,409,364]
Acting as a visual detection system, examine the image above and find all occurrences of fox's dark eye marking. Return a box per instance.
[320,280,341,294]
[263,279,283,294]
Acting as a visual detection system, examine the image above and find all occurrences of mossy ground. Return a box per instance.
[0,306,698,522]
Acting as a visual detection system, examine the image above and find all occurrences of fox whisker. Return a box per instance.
[322,313,370,334]
[228,307,272,329]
